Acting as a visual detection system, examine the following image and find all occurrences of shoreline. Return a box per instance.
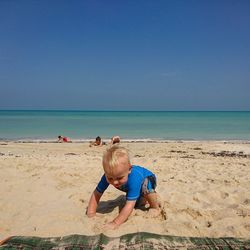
[1,141,250,239]
[1,139,250,143]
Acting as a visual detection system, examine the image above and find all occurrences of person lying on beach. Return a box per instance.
[57,135,70,143]
[89,136,106,147]
[86,145,160,229]
[111,135,120,145]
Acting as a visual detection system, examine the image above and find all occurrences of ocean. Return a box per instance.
[0,110,250,141]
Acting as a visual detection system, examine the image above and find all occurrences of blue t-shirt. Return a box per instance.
[96,165,155,201]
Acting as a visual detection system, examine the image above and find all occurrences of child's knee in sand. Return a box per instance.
[138,193,162,218]
[144,192,160,209]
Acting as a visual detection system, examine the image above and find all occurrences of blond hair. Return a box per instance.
[102,145,130,173]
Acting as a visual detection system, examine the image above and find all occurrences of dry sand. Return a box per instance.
[0,141,250,240]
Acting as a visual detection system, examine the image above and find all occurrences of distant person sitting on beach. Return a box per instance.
[86,145,161,229]
[57,135,70,143]
[89,136,106,147]
[111,135,120,145]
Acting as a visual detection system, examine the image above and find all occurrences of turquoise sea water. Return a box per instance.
[0,111,250,141]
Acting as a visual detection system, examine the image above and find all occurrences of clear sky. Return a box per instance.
[0,0,250,111]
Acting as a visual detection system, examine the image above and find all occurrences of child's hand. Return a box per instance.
[103,221,119,230]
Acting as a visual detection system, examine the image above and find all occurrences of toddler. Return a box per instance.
[86,145,160,229]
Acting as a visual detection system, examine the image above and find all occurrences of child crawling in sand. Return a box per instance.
[86,145,160,229]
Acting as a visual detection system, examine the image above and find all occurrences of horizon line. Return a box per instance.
[0,109,249,112]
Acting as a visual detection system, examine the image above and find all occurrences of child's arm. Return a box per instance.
[86,190,102,217]
[104,200,136,229]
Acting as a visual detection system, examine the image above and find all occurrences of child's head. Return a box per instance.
[95,136,101,145]
[102,145,131,188]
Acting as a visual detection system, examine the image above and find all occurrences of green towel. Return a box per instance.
[1,232,250,249]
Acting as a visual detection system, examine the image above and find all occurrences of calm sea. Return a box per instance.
[0,110,250,141]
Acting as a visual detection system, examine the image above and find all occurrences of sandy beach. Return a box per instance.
[0,141,250,240]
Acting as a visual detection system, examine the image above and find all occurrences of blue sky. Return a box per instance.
[0,0,249,111]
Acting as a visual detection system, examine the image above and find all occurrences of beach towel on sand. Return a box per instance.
[1,232,249,249]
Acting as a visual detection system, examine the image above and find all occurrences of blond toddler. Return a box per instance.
[86,145,160,229]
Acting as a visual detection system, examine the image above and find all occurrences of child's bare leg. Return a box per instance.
[144,192,160,209]
[144,192,161,217]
